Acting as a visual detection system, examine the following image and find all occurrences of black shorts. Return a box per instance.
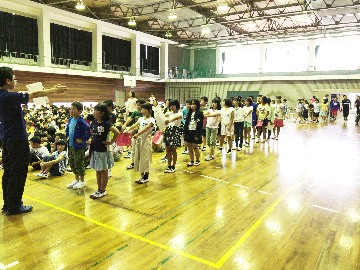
[343,110,349,117]
[184,130,202,145]
[201,129,206,137]
[313,112,319,117]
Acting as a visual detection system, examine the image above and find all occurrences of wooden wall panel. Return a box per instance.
[13,70,165,103]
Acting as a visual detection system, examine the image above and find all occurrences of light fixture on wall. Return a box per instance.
[165,31,172,38]
[217,2,229,12]
[75,0,86,10]
[202,25,211,34]
[128,17,136,26]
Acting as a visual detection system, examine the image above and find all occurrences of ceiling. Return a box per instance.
[30,0,360,46]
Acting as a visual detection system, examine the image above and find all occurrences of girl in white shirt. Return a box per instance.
[203,98,221,161]
[126,91,137,118]
[220,98,235,155]
[127,103,155,184]
[164,99,183,173]
[233,97,244,151]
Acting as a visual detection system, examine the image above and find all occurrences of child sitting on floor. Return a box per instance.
[34,139,67,179]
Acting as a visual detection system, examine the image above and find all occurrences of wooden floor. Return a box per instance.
[1,116,360,270]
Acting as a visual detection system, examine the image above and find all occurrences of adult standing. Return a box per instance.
[355,96,360,126]
[126,91,137,119]
[341,95,351,121]
[0,67,66,215]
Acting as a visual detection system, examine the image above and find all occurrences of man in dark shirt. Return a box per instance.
[0,67,66,215]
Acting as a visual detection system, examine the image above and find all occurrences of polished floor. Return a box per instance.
[1,116,360,270]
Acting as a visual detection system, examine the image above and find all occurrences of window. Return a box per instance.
[223,48,259,74]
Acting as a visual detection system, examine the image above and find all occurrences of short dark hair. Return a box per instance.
[129,91,135,98]
[55,133,66,140]
[141,103,154,117]
[246,97,252,105]
[103,100,114,109]
[223,98,233,108]
[186,99,192,104]
[276,96,282,99]
[71,101,83,111]
[94,103,110,122]
[170,99,180,110]
[136,98,146,105]
[212,98,221,110]
[0,67,14,87]
[200,96,208,102]
[30,136,41,144]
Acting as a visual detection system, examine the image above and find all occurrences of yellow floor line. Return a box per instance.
[22,194,218,268]
[215,177,302,268]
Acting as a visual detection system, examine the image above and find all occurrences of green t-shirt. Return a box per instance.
[131,111,142,123]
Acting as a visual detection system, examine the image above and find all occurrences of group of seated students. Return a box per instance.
[1,92,353,198]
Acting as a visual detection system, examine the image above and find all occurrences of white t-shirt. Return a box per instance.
[243,106,253,123]
[165,111,182,127]
[274,103,284,119]
[31,146,49,160]
[206,109,220,128]
[257,104,270,120]
[138,117,155,137]
[314,103,321,113]
[127,98,137,113]
[188,112,197,131]
[234,107,244,122]
[221,107,235,125]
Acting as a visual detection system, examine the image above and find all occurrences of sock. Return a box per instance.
[196,160,200,163]
[185,147,187,151]
[131,162,134,166]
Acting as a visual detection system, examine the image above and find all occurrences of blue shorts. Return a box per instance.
[252,117,257,127]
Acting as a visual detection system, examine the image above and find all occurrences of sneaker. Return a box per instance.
[72,180,86,189]
[194,161,200,166]
[261,139,265,143]
[205,156,214,161]
[0,164,3,169]
[6,205,33,215]
[237,147,242,151]
[182,150,189,154]
[255,138,260,143]
[226,149,232,155]
[40,173,48,179]
[198,146,201,150]
[67,179,79,189]
[251,137,255,140]
[108,168,112,178]
[90,190,107,199]
[218,147,223,153]
[161,156,168,161]
[67,167,72,172]
[172,167,176,172]
[202,146,206,151]
[164,167,174,173]
[135,176,143,183]
[126,163,134,169]
[216,142,219,146]
[187,162,194,167]
[34,172,44,177]
[124,152,131,158]
[137,178,149,184]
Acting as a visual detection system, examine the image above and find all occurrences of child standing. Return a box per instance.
[220,98,235,154]
[199,96,209,151]
[66,101,91,190]
[320,99,328,122]
[243,98,253,147]
[164,99,183,173]
[313,99,321,123]
[184,99,204,166]
[90,103,120,198]
[273,96,284,140]
[204,98,221,161]
[233,97,244,151]
[35,139,67,179]
[256,96,269,143]
[127,103,155,183]
[181,99,191,154]
[330,97,340,121]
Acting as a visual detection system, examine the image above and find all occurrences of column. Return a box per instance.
[216,47,222,74]
[160,42,168,79]
[37,8,51,67]
[259,43,265,73]
[92,22,102,72]
[308,39,316,71]
[131,34,140,76]
[189,49,194,71]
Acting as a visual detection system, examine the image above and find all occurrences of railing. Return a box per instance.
[51,57,92,71]
[0,50,39,65]
[102,64,130,73]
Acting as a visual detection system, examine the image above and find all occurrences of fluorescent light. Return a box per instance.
[75,1,85,10]
[128,17,136,26]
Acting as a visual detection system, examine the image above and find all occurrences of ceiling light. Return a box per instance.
[169,9,177,20]
[217,3,229,12]
[128,17,136,26]
[202,26,211,34]
[165,31,172,38]
[75,0,85,10]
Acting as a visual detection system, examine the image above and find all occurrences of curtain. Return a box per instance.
[50,23,92,64]
[102,35,131,70]
[0,11,38,56]
[140,44,159,75]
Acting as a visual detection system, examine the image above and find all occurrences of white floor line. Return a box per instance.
[309,205,339,213]
[0,261,20,270]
